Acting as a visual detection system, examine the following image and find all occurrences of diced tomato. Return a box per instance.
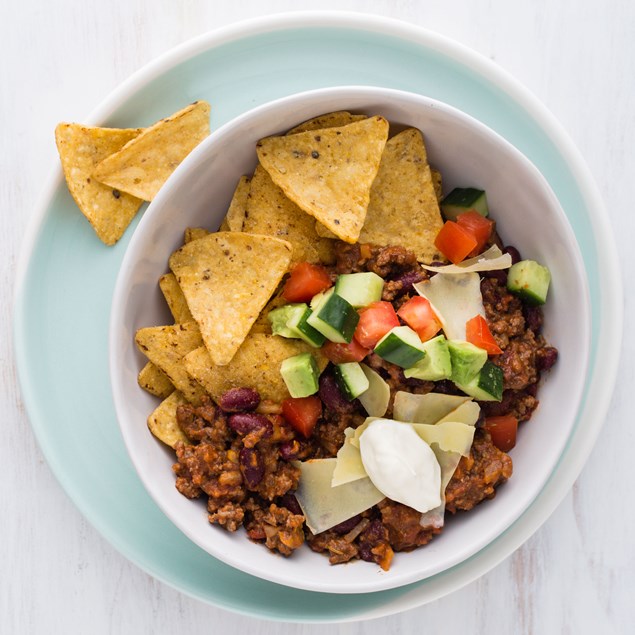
[434,221,478,264]
[281,396,322,438]
[483,415,518,452]
[354,301,400,348]
[465,314,503,355]
[282,262,332,303]
[456,210,494,256]
[397,296,442,342]
[322,338,370,364]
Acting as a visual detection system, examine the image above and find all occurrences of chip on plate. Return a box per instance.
[135,321,206,404]
[147,390,190,448]
[184,334,328,403]
[357,128,444,262]
[55,123,144,245]
[169,232,293,366]
[93,101,211,201]
[219,175,251,232]
[256,116,389,243]
[242,165,334,264]
[159,272,194,323]
[287,111,366,134]
[138,361,174,399]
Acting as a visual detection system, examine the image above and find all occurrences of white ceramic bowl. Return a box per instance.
[110,86,590,594]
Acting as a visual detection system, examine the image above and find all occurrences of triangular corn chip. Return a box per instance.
[184,226,210,243]
[159,272,194,323]
[256,116,389,243]
[219,175,250,232]
[184,334,327,404]
[242,165,334,264]
[357,128,444,262]
[147,391,190,448]
[55,123,144,245]
[169,232,292,366]
[287,111,366,135]
[138,361,174,399]
[135,321,207,404]
[93,101,211,201]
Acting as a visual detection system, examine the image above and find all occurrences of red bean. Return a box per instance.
[239,447,264,488]
[536,346,558,371]
[279,440,301,461]
[219,387,261,412]
[331,514,362,535]
[228,412,272,437]
[319,373,356,413]
[278,493,303,515]
[391,269,426,296]
[503,245,522,264]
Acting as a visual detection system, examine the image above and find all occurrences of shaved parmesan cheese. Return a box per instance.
[419,450,463,528]
[436,400,481,427]
[411,421,475,456]
[414,272,485,341]
[357,363,390,417]
[359,419,441,513]
[393,392,469,424]
[331,428,367,486]
[421,245,512,274]
[294,458,384,534]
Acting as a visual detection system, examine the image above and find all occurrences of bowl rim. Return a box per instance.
[109,84,591,594]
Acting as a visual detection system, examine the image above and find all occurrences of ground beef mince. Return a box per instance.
[445,429,513,513]
[169,236,557,569]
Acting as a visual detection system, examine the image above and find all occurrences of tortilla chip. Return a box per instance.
[169,232,292,366]
[242,165,334,264]
[147,391,190,448]
[55,123,144,245]
[287,111,366,134]
[93,101,211,201]
[184,334,328,403]
[431,168,443,202]
[184,227,210,243]
[138,361,174,398]
[219,175,250,232]
[135,321,206,404]
[159,272,193,323]
[357,128,445,262]
[256,116,389,243]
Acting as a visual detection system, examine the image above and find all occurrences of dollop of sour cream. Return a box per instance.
[358,419,442,513]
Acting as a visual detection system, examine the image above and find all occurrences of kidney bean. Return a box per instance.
[536,346,558,371]
[319,373,356,413]
[524,305,544,333]
[331,514,363,535]
[503,245,522,264]
[239,447,264,489]
[482,269,508,285]
[278,493,303,515]
[391,269,426,295]
[219,387,261,412]
[279,439,301,461]
[228,412,272,437]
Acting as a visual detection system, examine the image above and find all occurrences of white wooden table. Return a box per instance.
[3,1,632,633]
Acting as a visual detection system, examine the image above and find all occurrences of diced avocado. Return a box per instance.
[268,304,306,339]
[280,353,320,398]
[333,362,370,401]
[334,272,384,308]
[455,360,503,402]
[306,288,359,343]
[374,326,426,369]
[448,340,488,385]
[441,187,489,220]
[404,335,452,381]
[507,260,551,306]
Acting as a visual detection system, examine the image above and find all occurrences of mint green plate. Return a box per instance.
[14,13,621,623]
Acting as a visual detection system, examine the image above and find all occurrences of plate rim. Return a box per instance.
[13,10,623,623]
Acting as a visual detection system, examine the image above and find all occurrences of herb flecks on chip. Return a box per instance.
[55,123,144,245]
[93,101,211,201]
[256,116,389,244]
[242,165,334,264]
[169,232,293,366]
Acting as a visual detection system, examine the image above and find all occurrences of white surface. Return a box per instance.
[3,0,633,633]
[111,86,590,594]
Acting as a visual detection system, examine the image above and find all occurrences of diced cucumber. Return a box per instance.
[448,340,488,385]
[404,335,452,381]
[441,187,489,220]
[358,363,390,417]
[334,272,384,308]
[333,362,370,401]
[455,360,503,402]
[374,326,426,369]
[280,353,320,398]
[306,288,359,343]
[507,260,551,306]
